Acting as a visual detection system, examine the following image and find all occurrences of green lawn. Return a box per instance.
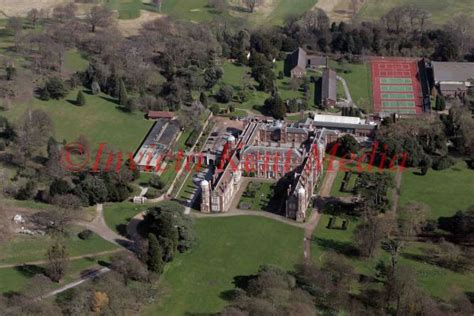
[399,161,474,219]
[263,0,318,26]
[0,226,117,265]
[329,60,373,113]
[103,202,147,236]
[175,129,193,151]
[64,49,89,73]
[160,160,178,185]
[145,216,304,315]
[312,214,474,299]
[161,0,224,22]
[358,0,474,25]
[4,90,152,153]
[238,181,274,211]
[177,171,198,202]
[105,0,143,19]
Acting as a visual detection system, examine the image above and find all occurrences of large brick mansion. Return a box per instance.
[200,119,327,222]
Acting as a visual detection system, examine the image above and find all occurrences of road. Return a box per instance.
[41,267,111,299]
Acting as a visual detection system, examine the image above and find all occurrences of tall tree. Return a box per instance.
[46,241,69,282]
[147,233,164,274]
[118,79,128,107]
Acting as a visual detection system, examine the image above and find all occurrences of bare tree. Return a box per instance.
[446,14,474,53]
[52,3,77,23]
[26,9,40,28]
[242,0,262,13]
[354,214,391,257]
[86,5,114,33]
[398,202,429,237]
[17,109,54,163]
[152,0,163,12]
[303,9,330,33]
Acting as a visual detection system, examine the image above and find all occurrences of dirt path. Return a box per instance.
[0,249,123,269]
[76,204,131,247]
[41,266,110,299]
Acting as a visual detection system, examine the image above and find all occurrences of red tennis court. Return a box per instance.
[371,57,423,115]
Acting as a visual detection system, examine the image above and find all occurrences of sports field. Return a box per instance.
[371,58,423,115]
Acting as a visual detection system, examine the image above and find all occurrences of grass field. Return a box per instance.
[219,60,315,115]
[4,89,152,153]
[312,214,474,299]
[238,181,274,211]
[160,0,318,25]
[358,0,474,25]
[0,254,113,294]
[103,202,147,235]
[330,60,373,113]
[399,161,474,219]
[145,216,304,315]
[0,226,117,265]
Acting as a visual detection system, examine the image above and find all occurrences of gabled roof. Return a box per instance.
[322,69,337,101]
[433,62,474,83]
[148,111,176,119]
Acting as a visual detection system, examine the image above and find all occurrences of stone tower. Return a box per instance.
[296,187,306,222]
[200,180,211,213]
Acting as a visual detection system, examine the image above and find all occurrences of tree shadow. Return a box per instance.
[100,95,119,105]
[312,237,359,257]
[219,274,256,301]
[66,99,78,106]
[116,223,129,237]
[401,252,468,273]
[14,264,46,278]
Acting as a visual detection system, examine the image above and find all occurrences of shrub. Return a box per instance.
[149,175,165,190]
[76,90,86,106]
[239,202,251,210]
[50,179,71,196]
[78,229,94,240]
[39,77,68,100]
[210,104,220,115]
[145,187,159,199]
[432,156,455,171]
[16,181,36,200]
[0,140,5,151]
